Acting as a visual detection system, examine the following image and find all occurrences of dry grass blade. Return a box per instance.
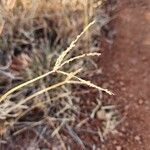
[0,21,96,103]
[58,52,101,69]
[0,15,5,35]
[46,117,66,150]
[53,20,96,71]
[5,69,82,114]
[91,99,102,118]
[51,120,66,137]
[66,124,86,149]
[0,70,54,103]
[57,70,113,95]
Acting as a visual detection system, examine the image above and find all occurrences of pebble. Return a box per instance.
[138,99,144,105]
[129,94,134,98]
[125,122,129,127]
[113,140,117,144]
[97,109,107,120]
[119,81,125,86]
[121,127,126,132]
[116,146,122,150]
[110,80,115,84]
[142,56,147,61]
[125,105,130,110]
[134,135,141,142]
[122,87,126,92]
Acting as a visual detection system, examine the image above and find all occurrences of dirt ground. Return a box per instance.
[1,0,150,149]
[100,0,150,149]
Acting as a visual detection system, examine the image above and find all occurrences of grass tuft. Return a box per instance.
[0,0,118,149]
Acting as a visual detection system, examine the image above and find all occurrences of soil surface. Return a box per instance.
[1,0,150,149]
[100,0,150,149]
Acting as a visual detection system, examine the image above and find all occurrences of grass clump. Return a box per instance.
[0,0,118,149]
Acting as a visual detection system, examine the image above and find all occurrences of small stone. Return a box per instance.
[125,122,129,127]
[119,81,125,86]
[125,105,130,110]
[121,127,126,132]
[129,94,134,98]
[138,99,144,105]
[113,140,117,144]
[142,56,147,61]
[97,109,107,120]
[75,98,80,103]
[118,132,124,137]
[113,64,120,71]
[116,145,122,150]
[110,80,115,84]
[134,135,141,142]
[122,87,126,91]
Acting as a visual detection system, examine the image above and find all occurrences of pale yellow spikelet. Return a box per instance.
[53,20,96,71]
[59,52,101,69]
[57,70,113,95]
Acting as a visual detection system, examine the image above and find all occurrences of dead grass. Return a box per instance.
[0,0,119,149]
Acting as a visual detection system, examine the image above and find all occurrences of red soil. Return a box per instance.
[100,0,150,149]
